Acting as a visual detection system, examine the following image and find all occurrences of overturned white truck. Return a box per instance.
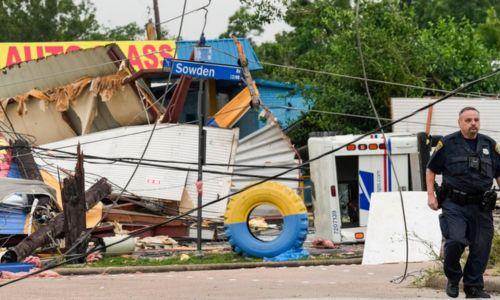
[308,132,440,243]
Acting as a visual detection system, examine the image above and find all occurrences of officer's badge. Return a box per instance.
[496,143,500,155]
[483,148,490,155]
[435,140,443,152]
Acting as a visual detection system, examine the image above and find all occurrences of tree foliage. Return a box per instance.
[219,6,265,39]
[0,0,143,42]
[228,0,500,146]
[478,8,500,51]
[412,0,500,27]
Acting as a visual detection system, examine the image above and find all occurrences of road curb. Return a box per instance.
[425,274,500,293]
[55,257,362,276]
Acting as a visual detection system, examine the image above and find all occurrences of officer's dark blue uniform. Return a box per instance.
[428,131,500,294]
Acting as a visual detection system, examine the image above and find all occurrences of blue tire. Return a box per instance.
[224,182,308,258]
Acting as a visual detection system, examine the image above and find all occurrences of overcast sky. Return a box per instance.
[91,0,290,43]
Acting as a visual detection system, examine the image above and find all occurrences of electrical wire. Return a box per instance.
[354,0,408,283]
[0,66,496,289]
[10,103,250,165]
[267,105,500,135]
[209,46,499,99]
[33,149,301,181]
[61,0,193,257]
[155,0,211,26]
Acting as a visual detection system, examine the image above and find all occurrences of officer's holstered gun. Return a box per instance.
[481,189,498,211]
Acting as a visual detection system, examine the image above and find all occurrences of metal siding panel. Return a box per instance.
[391,98,500,141]
[35,124,238,219]
[256,79,308,128]
[0,208,26,235]
[232,123,300,194]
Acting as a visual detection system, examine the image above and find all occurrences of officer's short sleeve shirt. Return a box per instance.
[494,143,500,178]
[427,140,445,174]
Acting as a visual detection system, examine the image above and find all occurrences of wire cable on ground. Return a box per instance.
[354,0,408,284]
[0,66,497,289]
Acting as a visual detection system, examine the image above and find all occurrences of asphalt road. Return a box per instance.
[0,262,450,299]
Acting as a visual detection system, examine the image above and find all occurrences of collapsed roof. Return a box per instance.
[0,44,162,145]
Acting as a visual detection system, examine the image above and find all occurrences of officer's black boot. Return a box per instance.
[464,287,490,298]
[446,281,459,298]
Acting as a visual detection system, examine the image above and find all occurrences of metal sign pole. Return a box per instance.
[196,79,206,256]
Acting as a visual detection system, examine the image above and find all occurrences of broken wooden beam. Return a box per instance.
[62,145,87,263]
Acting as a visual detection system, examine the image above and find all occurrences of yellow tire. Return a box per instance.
[224,181,308,258]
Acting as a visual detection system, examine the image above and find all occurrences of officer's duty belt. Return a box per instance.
[446,187,483,206]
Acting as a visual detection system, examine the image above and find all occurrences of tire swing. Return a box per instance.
[224,181,308,258]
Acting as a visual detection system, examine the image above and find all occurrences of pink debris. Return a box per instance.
[23,256,42,268]
[311,238,338,249]
[86,252,103,263]
[0,256,62,279]
[0,268,62,279]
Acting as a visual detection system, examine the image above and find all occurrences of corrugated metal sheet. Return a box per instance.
[236,79,308,138]
[35,124,238,219]
[176,38,263,71]
[0,45,118,98]
[0,207,26,235]
[391,97,500,141]
[232,122,300,194]
[255,79,308,128]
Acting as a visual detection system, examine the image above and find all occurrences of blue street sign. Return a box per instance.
[163,58,242,81]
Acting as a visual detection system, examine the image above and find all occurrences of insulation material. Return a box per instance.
[35,124,238,219]
[362,192,442,265]
[2,70,127,116]
[0,135,13,178]
[231,122,300,194]
[0,71,153,144]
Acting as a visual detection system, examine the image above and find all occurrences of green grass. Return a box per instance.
[63,251,347,268]
[415,230,500,286]
[489,231,500,268]
[74,253,262,268]
[412,266,443,288]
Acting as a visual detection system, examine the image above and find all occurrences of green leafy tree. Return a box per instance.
[250,0,499,146]
[0,0,143,41]
[478,8,500,52]
[412,0,500,27]
[219,6,265,38]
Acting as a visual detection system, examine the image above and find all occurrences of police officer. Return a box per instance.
[426,107,500,298]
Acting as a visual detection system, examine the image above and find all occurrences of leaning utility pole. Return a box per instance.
[153,0,162,39]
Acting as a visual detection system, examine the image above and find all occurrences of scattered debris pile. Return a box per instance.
[0,41,307,271]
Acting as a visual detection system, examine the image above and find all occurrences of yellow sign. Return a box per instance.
[0,40,176,70]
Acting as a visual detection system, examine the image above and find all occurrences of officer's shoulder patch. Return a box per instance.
[435,140,444,152]
[495,143,500,155]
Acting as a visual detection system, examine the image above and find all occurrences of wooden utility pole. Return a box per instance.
[146,19,157,40]
[231,35,261,109]
[12,140,42,181]
[62,144,87,263]
[153,0,162,39]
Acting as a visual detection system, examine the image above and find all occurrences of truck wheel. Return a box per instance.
[224,181,308,258]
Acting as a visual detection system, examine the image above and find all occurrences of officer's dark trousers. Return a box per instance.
[439,199,494,288]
